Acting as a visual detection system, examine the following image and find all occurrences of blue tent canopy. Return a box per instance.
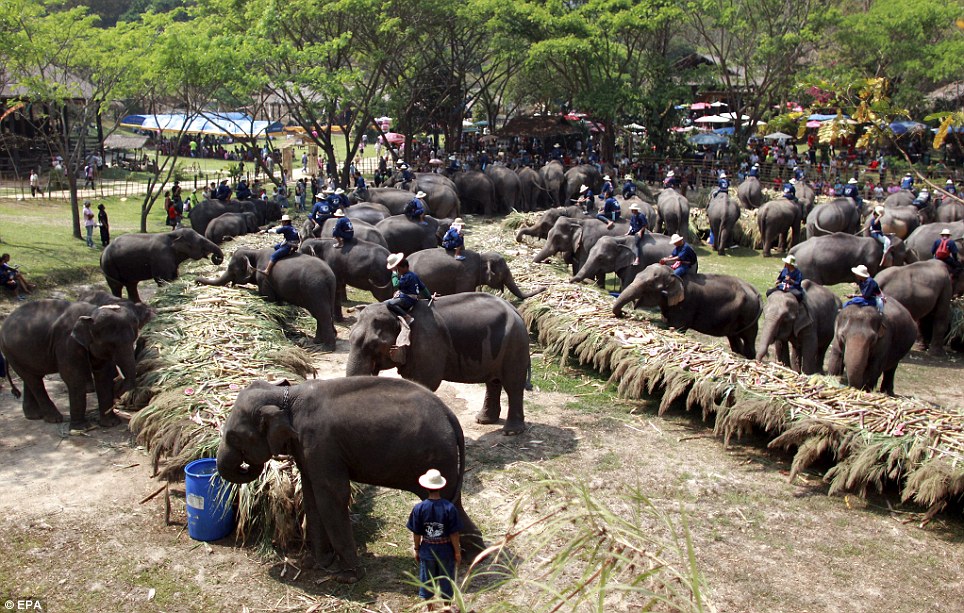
[689,133,729,146]
[890,121,928,135]
[119,112,282,136]
[807,113,850,121]
[713,127,735,135]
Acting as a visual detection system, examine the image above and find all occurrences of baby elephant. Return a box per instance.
[216,378,483,583]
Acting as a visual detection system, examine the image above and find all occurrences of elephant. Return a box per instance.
[796,182,817,217]
[197,249,338,349]
[805,198,861,237]
[736,176,763,210]
[0,298,151,429]
[876,260,964,356]
[385,172,461,218]
[343,203,391,225]
[486,164,523,213]
[215,378,482,583]
[904,221,964,261]
[407,248,545,300]
[444,170,497,216]
[707,192,740,255]
[884,190,915,209]
[936,198,964,223]
[539,160,565,207]
[375,214,444,255]
[204,212,260,244]
[612,264,762,358]
[190,199,282,235]
[789,232,907,285]
[533,216,629,279]
[515,205,583,242]
[517,166,547,211]
[569,233,675,290]
[299,238,394,319]
[346,293,530,435]
[867,206,920,239]
[301,217,389,250]
[101,228,225,302]
[349,187,413,215]
[827,299,917,395]
[757,198,802,257]
[755,280,840,374]
[561,164,603,206]
[655,188,691,238]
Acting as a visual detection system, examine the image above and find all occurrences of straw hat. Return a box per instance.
[848,177,858,184]
[603,175,611,181]
[418,468,447,490]
[940,228,952,236]
[669,233,685,244]
[874,206,884,215]
[629,203,641,211]
[386,252,404,269]
[579,184,589,193]
[333,209,345,217]
[782,255,796,266]
[315,192,325,199]
[851,265,870,278]
[415,190,427,199]
[280,214,291,222]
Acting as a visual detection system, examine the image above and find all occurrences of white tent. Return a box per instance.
[719,112,751,121]
[763,131,794,142]
[694,115,731,124]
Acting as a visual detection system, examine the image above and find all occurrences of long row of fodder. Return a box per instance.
[500,212,964,521]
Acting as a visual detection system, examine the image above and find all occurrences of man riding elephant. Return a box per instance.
[659,234,698,278]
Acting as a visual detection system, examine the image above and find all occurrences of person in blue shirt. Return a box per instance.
[235,180,252,200]
[844,265,883,314]
[663,170,680,189]
[214,179,232,201]
[446,156,461,173]
[621,174,637,199]
[660,234,697,278]
[309,191,336,236]
[600,175,614,199]
[441,218,466,260]
[783,178,798,203]
[842,177,862,209]
[912,189,931,210]
[574,184,595,215]
[334,187,351,210]
[596,196,620,229]
[748,163,760,178]
[766,254,804,300]
[944,179,957,196]
[869,206,891,265]
[353,171,367,191]
[626,203,648,265]
[385,253,432,326]
[900,173,914,191]
[331,209,354,248]
[260,215,299,277]
[1,253,33,301]
[405,191,428,224]
[399,163,414,189]
[550,143,562,160]
[932,227,960,273]
[407,468,462,606]
[794,167,806,182]
[712,171,730,198]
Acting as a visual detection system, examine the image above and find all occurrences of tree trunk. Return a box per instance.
[68,173,81,239]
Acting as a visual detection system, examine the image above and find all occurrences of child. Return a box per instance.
[407,469,462,609]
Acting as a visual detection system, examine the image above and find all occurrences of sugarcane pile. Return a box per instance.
[500,215,964,519]
[126,277,316,550]
[948,297,964,346]
[689,207,761,249]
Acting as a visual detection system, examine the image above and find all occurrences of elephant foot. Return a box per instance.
[333,567,364,584]
[927,346,945,358]
[316,341,337,352]
[98,410,121,428]
[68,419,96,432]
[502,420,526,436]
[41,411,65,424]
[762,251,772,258]
[475,409,500,425]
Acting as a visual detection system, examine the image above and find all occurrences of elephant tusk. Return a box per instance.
[115,365,125,382]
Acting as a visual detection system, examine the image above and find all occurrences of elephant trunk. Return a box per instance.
[216,444,263,484]
[370,280,394,301]
[197,269,234,286]
[533,243,561,264]
[612,286,637,317]
[207,242,225,265]
[844,337,872,390]
[504,274,545,300]
[755,313,784,361]
[345,350,378,377]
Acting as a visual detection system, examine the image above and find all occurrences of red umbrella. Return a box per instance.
[806,120,821,128]
[382,132,406,145]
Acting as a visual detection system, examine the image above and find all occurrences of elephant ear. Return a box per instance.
[572,225,586,254]
[259,404,296,456]
[792,302,813,336]
[70,316,96,349]
[664,276,685,307]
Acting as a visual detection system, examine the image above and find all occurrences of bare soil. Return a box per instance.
[1,280,963,612]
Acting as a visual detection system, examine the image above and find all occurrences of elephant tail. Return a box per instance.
[0,352,22,399]
[445,406,485,554]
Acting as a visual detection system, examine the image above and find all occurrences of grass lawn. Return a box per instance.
[0,196,171,289]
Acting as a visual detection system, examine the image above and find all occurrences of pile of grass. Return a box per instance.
[126,278,316,550]
[689,207,761,249]
[500,224,964,521]
[948,297,964,345]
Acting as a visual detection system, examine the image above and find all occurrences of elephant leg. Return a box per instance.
[503,383,526,435]
[312,308,337,352]
[125,283,141,303]
[476,381,503,425]
[762,232,772,257]
[18,373,62,423]
[106,278,123,299]
[774,339,791,368]
[311,479,364,583]
[63,372,93,430]
[727,335,745,357]
[92,364,120,427]
[879,368,897,396]
[334,283,347,322]
[301,477,337,571]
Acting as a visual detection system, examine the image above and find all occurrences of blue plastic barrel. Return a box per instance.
[184,458,235,541]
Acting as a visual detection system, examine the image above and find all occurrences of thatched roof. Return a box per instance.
[103,133,149,150]
[926,81,964,105]
[495,115,584,138]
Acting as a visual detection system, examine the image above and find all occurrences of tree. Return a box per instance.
[0,0,145,239]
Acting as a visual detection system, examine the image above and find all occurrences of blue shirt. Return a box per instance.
[671,243,697,265]
[215,184,231,200]
[600,181,614,198]
[622,180,636,198]
[311,199,334,222]
[407,497,463,546]
[842,184,859,199]
[718,177,730,191]
[405,198,425,218]
[900,176,913,190]
[442,227,463,249]
[627,212,648,235]
[946,185,957,195]
[269,224,299,244]
[783,184,796,200]
[354,176,366,190]
[748,167,760,178]
[858,277,880,301]
[932,237,960,260]
[777,266,803,291]
[236,183,252,200]
[869,216,883,235]
[332,217,353,240]
[794,168,805,181]
[603,197,620,217]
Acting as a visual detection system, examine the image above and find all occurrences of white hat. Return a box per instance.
[946,179,954,185]
[719,172,726,178]
[280,214,291,222]
[452,217,464,226]
[874,206,884,215]
[386,252,404,269]
[399,163,409,169]
[669,233,685,244]
[629,203,641,211]
[789,178,797,185]
[554,143,561,148]
[415,190,427,199]
[752,163,760,168]
[848,178,858,184]
[624,174,633,180]
[335,188,345,195]
[920,189,929,195]
[323,187,334,194]
[782,255,796,266]
[333,209,345,217]
[940,227,952,235]
[904,173,912,177]
[579,184,589,193]
[315,193,324,199]
[851,265,870,277]
[418,468,447,490]
[603,175,611,181]
[666,171,675,178]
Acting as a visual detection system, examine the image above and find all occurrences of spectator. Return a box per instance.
[97,204,110,247]
[83,201,96,247]
[29,169,41,197]
[1,253,34,300]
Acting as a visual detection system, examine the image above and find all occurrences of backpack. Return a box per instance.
[935,238,952,260]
